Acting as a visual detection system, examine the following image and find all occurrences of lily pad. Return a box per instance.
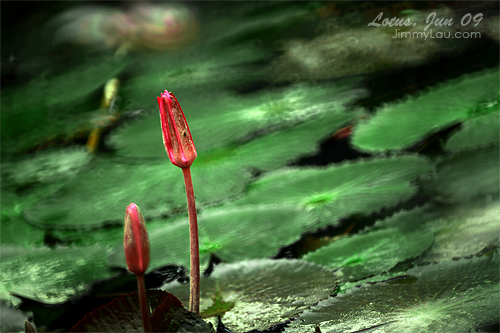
[109,205,317,272]
[0,216,45,248]
[418,198,500,263]
[5,56,128,108]
[22,156,250,229]
[225,107,362,171]
[203,2,313,46]
[425,145,499,203]
[236,155,433,226]
[445,101,499,151]
[303,208,434,281]
[1,56,128,155]
[120,43,271,109]
[162,259,337,332]
[286,253,500,333]
[337,272,410,295]
[271,6,477,82]
[351,67,499,152]
[110,80,366,159]
[1,189,49,247]
[24,105,358,229]
[0,246,118,305]
[1,148,91,189]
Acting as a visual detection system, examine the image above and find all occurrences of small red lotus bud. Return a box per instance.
[124,203,150,275]
[157,90,197,168]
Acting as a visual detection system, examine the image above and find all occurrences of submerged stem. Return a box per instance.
[136,273,152,332]
[182,167,200,314]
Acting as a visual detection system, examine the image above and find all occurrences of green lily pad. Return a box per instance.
[351,67,499,152]
[286,253,500,333]
[418,198,500,263]
[203,3,312,45]
[2,148,91,189]
[303,208,434,281]
[110,80,366,159]
[425,145,499,203]
[162,259,337,332]
[1,186,60,247]
[337,272,410,295]
[0,246,118,305]
[23,156,249,229]
[270,5,479,83]
[120,44,271,109]
[445,101,499,151]
[227,108,362,172]
[5,56,127,108]
[1,56,128,155]
[236,155,433,226]
[24,104,358,229]
[109,205,317,272]
[0,216,45,248]
[49,223,125,248]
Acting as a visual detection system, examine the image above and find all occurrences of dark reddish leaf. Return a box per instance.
[70,290,213,332]
[70,290,170,332]
[150,293,215,332]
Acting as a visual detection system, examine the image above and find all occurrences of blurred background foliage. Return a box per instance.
[1,1,499,332]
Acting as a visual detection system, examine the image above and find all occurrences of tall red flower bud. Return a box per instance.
[157,90,197,168]
[157,89,200,314]
[124,203,151,275]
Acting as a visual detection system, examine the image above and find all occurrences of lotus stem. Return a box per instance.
[182,166,200,314]
[136,273,152,332]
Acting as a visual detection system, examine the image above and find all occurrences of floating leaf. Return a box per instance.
[1,56,128,155]
[0,246,118,304]
[445,101,499,151]
[1,189,48,247]
[418,198,500,263]
[236,155,432,226]
[203,2,312,45]
[162,259,337,332]
[271,7,477,82]
[23,157,248,229]
[0,216,45,248]
[425,145,499,203]
[109,205,316,272]
[6,56,128,108]
[337,272,409,295]
[110,80,366,159]
[225,108,361,171]
[352,68,499,152]
[120,44,271,109]
[303,209,434,281]
[2,148,91,189]
[25,105,358,229]
[286,254,500,333]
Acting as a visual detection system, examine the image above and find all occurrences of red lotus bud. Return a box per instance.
[157,90,197,168]
[124,203,150,275]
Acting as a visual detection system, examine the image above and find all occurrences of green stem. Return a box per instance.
[136,273,152,332]
[182,167,200,314]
